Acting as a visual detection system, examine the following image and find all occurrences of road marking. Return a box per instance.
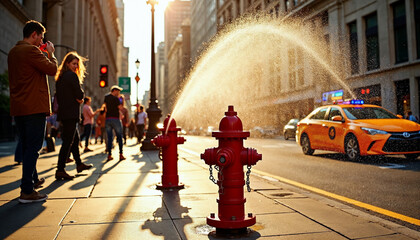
[252,169,420,226]
[179,147,420,226]
[378,163,406,169]
[179,147,201,157]
[261,145,280,148]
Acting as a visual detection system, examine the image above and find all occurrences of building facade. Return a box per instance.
[190,0,218,62]
[216,0,420,128]
[0,0,125,140]
[163,0,191,113]
[156,42,169,116]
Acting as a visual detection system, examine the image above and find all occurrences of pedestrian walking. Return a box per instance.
[81,97,100,152]
[119,95,129,144]
[104,85,126,161]
[55,51,93,180]
[406,111,418,123]
[8,20,57,203]
[95,107,106,145]
[135,105,148,144]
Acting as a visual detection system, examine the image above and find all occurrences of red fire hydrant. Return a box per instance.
[152,115,185,189]
[201,106,262,235]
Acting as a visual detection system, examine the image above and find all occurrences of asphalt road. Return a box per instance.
[180,135,420,229]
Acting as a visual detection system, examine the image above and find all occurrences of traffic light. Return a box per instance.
[99,65,108,88]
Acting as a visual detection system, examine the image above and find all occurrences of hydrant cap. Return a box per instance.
[214,106,250,138]
[161,115,180,132]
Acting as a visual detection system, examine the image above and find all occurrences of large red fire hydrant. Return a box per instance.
[152,115,185,189]
[201,106,262,235]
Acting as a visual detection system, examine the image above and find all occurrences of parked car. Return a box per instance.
[250,126,279,138]
[296,100,420,161]
[283,118,299,140]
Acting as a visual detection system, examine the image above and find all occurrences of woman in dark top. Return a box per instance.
[55,52,92,180]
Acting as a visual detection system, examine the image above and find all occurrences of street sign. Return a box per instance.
[118,77,130,94]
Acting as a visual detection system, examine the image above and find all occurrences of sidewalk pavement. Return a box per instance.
[0,138,419,240]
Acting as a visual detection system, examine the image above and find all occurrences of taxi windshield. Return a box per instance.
[343,107,398,120]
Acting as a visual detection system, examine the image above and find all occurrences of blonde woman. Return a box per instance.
[55,52,92,180]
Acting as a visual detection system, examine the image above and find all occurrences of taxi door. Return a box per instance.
[323,107,346,152]
[306,107,329,148]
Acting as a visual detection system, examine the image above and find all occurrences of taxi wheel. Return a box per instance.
[301,134,314,155]
[284,133,289,140]
[404,154,420,160]
[345,135,360,161]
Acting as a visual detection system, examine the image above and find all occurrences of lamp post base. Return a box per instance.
[141,101,162,151]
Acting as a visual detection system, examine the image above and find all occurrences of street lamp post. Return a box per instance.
[135,59,140,105]
[141,0,162,150]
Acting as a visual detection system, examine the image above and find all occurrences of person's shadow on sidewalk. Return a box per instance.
[0,199,46,239]
[142,189,192,239]
[69,154,121,191]
[0,166,56,198]
[97,151,159,240]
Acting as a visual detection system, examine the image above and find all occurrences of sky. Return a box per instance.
[123,0,170,105]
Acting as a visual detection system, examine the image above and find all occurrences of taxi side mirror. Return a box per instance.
[331,115,343,122]
[396,114,403,119]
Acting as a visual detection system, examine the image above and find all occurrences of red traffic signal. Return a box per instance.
[99,65,108,88]
[100,66,108,74]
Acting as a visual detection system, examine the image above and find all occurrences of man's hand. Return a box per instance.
[76,99,83,104]
[45,41,55,58]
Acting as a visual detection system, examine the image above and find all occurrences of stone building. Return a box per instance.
[156,42,169,116]
[164,0,191,113]
[167,18,191,112]
[190,0,218,62]
[216,0,420,127]
[0,0,126,140]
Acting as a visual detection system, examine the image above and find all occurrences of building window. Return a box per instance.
[285,0,290,11]
[393,0,408,63]
[348,21,359,74]
[414,0,420,59]
[365,12,380,71]
[275,4,280,17]
[294,0,298,7]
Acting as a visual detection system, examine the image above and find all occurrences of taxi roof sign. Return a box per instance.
[350,99,364,105]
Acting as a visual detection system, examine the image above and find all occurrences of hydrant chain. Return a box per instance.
[209,165,217,184]
[219,166,224,195]
[246,165,252,192]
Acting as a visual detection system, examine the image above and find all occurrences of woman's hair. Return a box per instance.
[55,51,87,83]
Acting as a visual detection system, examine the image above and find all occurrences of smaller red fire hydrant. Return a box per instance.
[151,115,186,189]
[201,106,262,235]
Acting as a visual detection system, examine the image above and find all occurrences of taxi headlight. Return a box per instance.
[361,127,388,135]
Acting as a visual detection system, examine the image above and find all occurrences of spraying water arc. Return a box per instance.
[170,17,356,130]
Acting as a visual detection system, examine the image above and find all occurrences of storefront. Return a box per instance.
[354,84,382,106]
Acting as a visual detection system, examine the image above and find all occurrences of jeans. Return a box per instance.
[14,113,46,194]
[57,119,82,171]
[106,118,123,155]
[14,136,23,163]
[136,124,145,143]
[82,124,92,148]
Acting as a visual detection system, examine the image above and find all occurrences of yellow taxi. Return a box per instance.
[296,100,420,161]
